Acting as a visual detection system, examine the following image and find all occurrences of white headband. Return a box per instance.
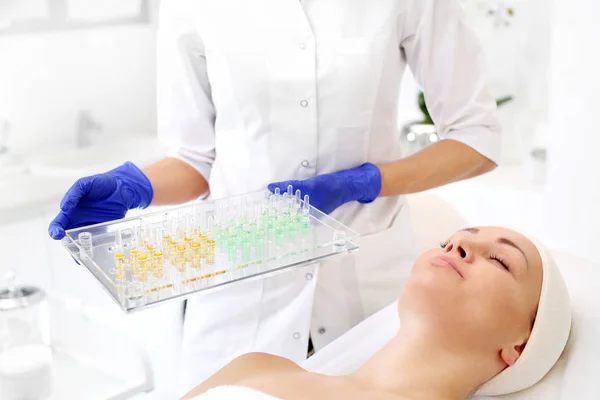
[476,233,572,396]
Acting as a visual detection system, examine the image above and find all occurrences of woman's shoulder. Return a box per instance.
[182,353,301,399]
[229,352,302,374]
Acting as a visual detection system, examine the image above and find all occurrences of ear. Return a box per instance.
[500,342,527,366]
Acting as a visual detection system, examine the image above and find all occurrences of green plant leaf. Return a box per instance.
[496,96,514,107]
[417,92,514,124]
[418,91,433,124]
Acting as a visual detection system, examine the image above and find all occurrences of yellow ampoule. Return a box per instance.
[114,252,126,282]
[136,253,148,281]
[206,239,215,254]
[191,242,202,269]
[153,250,164,278]
[114,251,126,269]
[206,251,215,266]
[115,268,126,281]
[169,238,178,262]
[176,243,187,273]
[162,233,171,250]
[129,248,139,276]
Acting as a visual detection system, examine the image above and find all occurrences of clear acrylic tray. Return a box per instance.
[62,189,359,313]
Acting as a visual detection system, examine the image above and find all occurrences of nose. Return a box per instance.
[444,237,473,263]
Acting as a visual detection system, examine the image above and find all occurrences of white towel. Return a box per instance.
[192,385,283,400]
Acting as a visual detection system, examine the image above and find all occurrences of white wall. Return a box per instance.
[544,0,600,262]
[462,0,553,164]
[0,21,157,153]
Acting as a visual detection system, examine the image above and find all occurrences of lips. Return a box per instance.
[429,255,464,278]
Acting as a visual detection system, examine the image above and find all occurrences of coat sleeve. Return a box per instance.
[156,0,216,183]
[400,0,502,164]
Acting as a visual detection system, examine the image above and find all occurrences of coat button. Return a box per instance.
[301,160,309,167]
[318,327,326,334]
[299,42,307,50]
[293,332,301,339]
[300,100,308,108]
[306,273,313,280]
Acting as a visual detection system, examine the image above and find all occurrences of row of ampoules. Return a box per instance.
[266,186,311,219]
[213,186,310,238]
[112,219,216,284]
[211,187,311,229]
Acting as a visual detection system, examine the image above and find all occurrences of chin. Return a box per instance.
[399,281,467,325]
[405,268,459,298]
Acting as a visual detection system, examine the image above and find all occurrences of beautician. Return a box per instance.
[48,0,501,393]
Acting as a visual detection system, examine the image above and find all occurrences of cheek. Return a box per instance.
[464,273,526,339]
[400,255,532,352]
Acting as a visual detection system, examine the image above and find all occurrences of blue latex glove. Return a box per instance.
[48,162,153,240]
[268,163,382,215]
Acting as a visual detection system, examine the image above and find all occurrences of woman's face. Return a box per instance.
[399,226,543,367]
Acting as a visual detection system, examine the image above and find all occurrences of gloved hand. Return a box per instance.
[48,162,153,240]
[268,163,382,215]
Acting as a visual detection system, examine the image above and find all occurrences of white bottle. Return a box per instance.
[0,271,52,399]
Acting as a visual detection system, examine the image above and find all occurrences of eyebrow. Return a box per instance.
[460,228,529,269]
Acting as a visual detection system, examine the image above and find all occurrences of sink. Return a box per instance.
[27,137,164,178]
[0,137,166,221]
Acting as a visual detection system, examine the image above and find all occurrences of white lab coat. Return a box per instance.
[156,0,501,393]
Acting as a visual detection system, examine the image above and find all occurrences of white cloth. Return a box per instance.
[191,386,281,400]
[156,0,501,392]
[476,234,572,396]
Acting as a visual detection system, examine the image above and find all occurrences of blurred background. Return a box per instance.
[0,0,597,399]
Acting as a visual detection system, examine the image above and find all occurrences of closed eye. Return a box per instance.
[490,253,510,271]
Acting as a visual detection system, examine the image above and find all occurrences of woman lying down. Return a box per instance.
[183,226,572,400]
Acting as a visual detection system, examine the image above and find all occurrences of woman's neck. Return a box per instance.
[349,330,492,400]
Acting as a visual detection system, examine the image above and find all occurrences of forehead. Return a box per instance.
[470,226,540,261]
